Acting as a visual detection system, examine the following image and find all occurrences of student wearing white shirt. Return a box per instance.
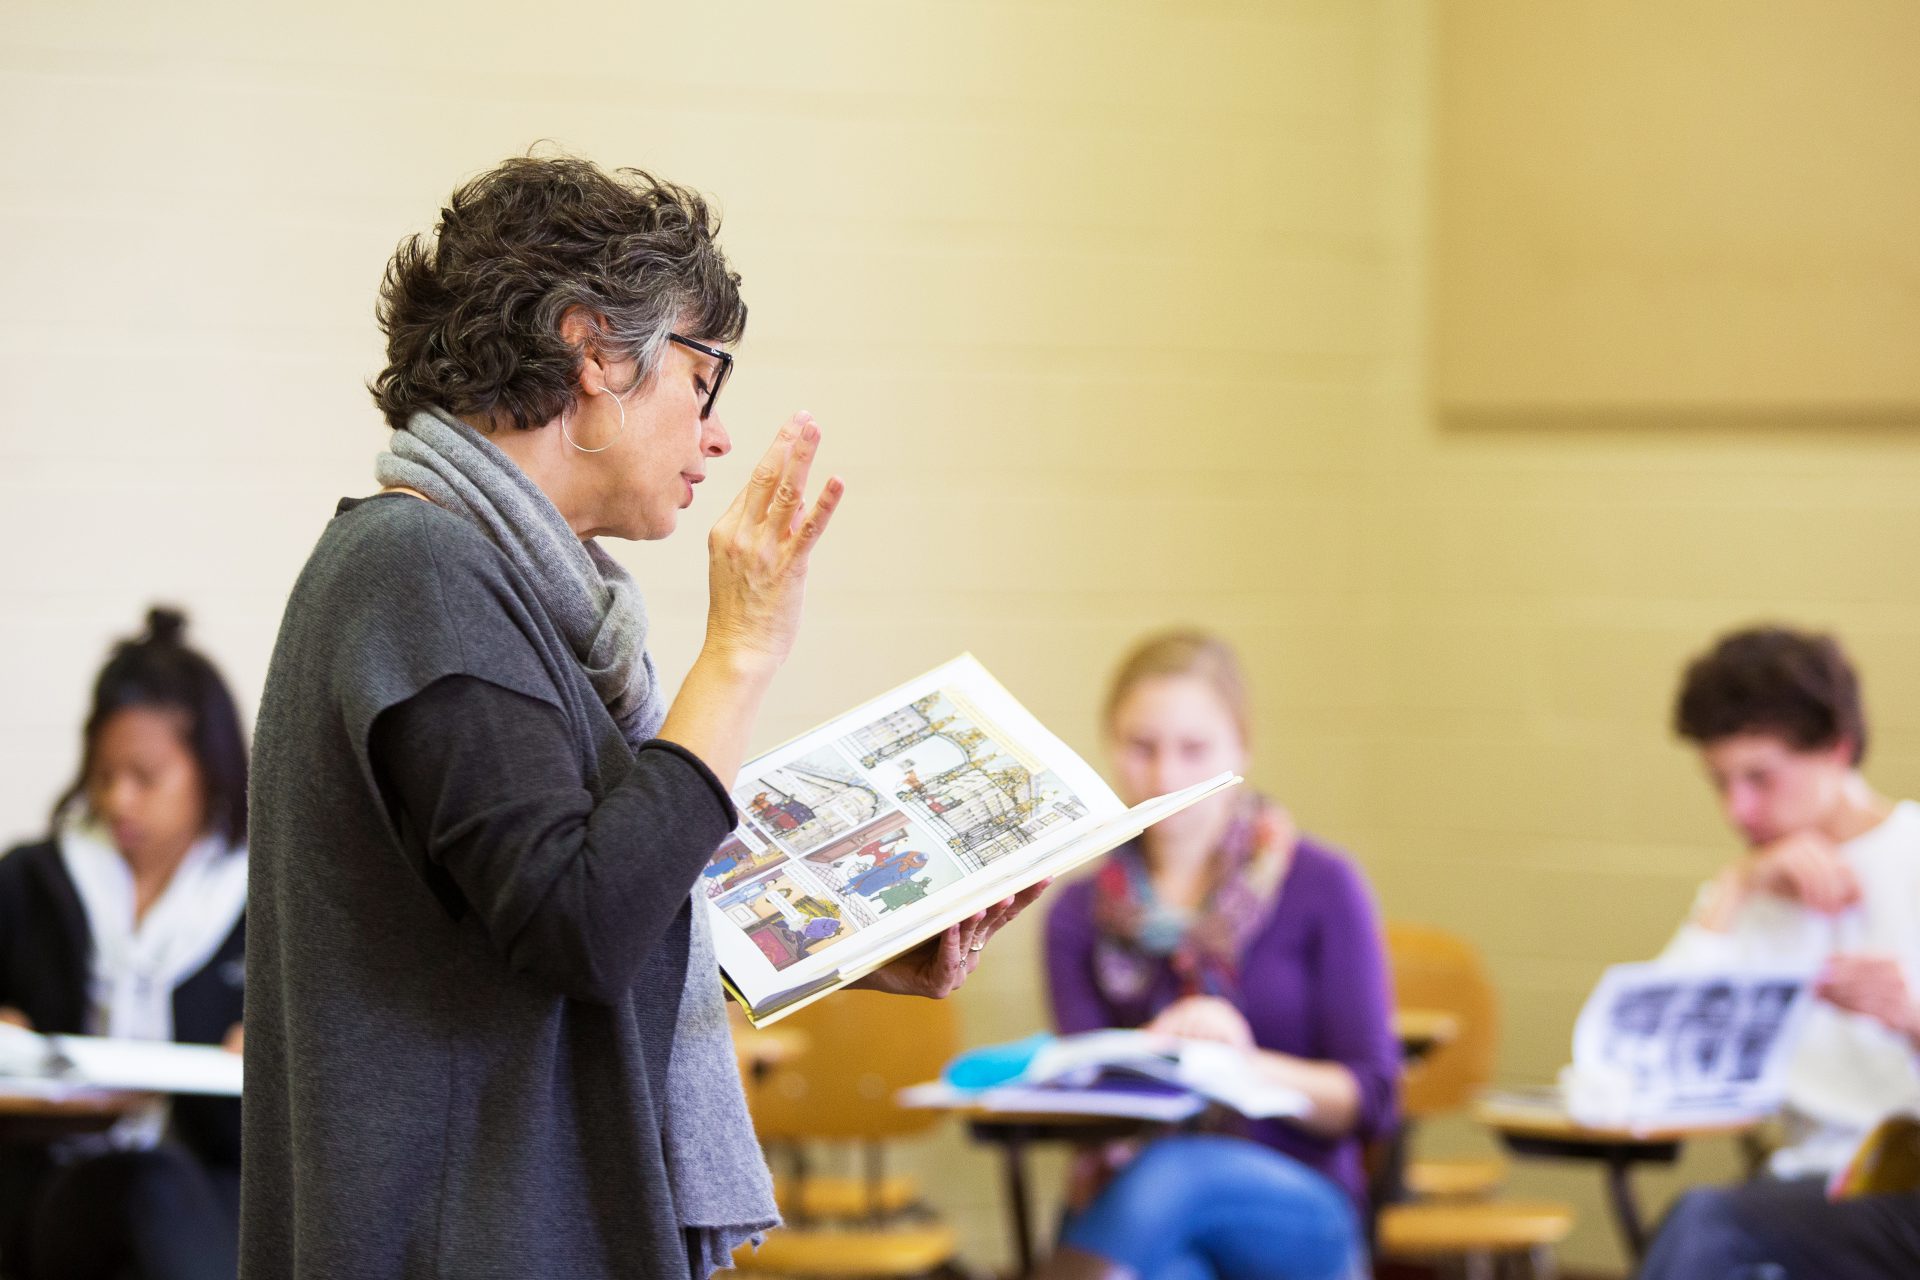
[0,609,247,1280]
[1639,626,1920,1280]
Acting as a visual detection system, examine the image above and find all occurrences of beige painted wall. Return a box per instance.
[4,2,1919,1275]
[1433,0,1920,412]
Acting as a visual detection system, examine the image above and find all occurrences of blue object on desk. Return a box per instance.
[943,1033,1054,1089]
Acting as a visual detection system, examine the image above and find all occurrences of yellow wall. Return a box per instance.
[5,2,1920,1274]
[1433,0,1920,411]
[1362,2,1920,1270]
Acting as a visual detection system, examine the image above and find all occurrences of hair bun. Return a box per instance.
[144,606,189,647]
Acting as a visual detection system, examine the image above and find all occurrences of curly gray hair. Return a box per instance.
[370,153,746,432]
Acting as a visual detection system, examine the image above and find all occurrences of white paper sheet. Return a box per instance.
[0,1024,242,1097]
[1563,963,1813,1127]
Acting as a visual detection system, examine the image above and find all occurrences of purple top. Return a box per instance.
[1044,835,1400,1215]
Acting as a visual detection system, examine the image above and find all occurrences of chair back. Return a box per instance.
[1835,1114,1920,1198]
[749,989,959,1143]
[1387,921,1500,1119]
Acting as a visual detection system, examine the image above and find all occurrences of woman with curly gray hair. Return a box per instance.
[241,155,1040,1280]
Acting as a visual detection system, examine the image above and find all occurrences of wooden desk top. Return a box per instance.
[919,1100,1167,1128]
[0,1086,156,1144]
[1475,1090,1760,1144]
[0,1087,154,1119]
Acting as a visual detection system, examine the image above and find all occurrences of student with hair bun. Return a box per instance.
[0,607,248,1280]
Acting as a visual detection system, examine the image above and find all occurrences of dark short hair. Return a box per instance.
[1674,625,1867,765]
[369,152,747,432]
[52,607,251,846]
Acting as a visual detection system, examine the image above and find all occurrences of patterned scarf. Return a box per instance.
[1090,792,1292,1006]
[375,409,776,1274]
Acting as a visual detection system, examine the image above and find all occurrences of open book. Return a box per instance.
[898,1029,1310,1121]
[711,655,1240,1026]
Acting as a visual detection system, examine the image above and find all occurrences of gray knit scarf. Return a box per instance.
[376,408,778,1275]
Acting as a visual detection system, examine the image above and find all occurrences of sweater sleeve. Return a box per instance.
[1303,852,1401,1144]
[1657,880,1823,970]
[368,674,736,1005]
[1044,879,1116,1033]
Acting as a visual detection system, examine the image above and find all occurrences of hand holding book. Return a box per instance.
[849,879,1052,999]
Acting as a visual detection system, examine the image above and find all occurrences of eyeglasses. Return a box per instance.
[669,333,733,421]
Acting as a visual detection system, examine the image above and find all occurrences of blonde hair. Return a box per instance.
[1102,629,1252,745]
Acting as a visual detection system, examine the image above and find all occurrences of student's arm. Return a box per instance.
[1285,855,1399,1141]
[0,859,32,1030]
[1690,832,1860,933]
[1044,882,1117,1034]
[1144,858,1400,1141]
[1258,855,1398,1140]
[1818,953,1920,1051]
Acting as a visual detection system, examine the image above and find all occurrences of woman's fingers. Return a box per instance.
[742,415,804,523]
[940,920,972,972]
[980,879,1051,945]
[791,477,845,556]
[765,417,817,530]
[740,414,838,559]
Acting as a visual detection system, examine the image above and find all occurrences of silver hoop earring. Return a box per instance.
[561,388,627,454]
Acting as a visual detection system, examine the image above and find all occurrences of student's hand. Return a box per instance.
[222,1023,244,1055]
[702,413,845,671]
[0,1006,31,1031]
[1818,952,1920,1044]
[1144,995,1256,1052]
[850,881,1050,999]
[1744,832,1861,914]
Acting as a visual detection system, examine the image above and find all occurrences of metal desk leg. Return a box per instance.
[1605,1152,1650,1262]
[1000,1129,1036,1277]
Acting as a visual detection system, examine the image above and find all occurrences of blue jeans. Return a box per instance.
[1060,1135,1361,1280]
[1638,1177,1920,1280]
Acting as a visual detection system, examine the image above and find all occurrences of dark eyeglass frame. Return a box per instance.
[668,333,733,421]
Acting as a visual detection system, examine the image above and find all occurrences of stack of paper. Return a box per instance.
[0,1023,242,1098]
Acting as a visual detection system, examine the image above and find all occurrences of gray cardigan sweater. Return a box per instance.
[242,495,736,1279]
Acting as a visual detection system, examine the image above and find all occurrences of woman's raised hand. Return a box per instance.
[703,412,844,670]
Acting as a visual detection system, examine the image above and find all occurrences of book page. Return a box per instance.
[1564,962,1815,1127]
[0,1025,242,1097]
[707,655,1123,1009]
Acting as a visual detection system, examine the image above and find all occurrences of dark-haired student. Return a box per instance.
[1638,626,1920,1280]
[0,608,247,1280]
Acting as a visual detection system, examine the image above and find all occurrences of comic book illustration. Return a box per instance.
[708,655,1241,1025]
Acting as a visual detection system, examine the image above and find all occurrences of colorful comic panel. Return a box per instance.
[733,745,885,857]
[797,811,964,917]
[839,690,1092,865]
[700,821,788,900]
[714,867,861,972]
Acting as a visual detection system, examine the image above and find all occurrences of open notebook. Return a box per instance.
[711,655,1239,1026]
